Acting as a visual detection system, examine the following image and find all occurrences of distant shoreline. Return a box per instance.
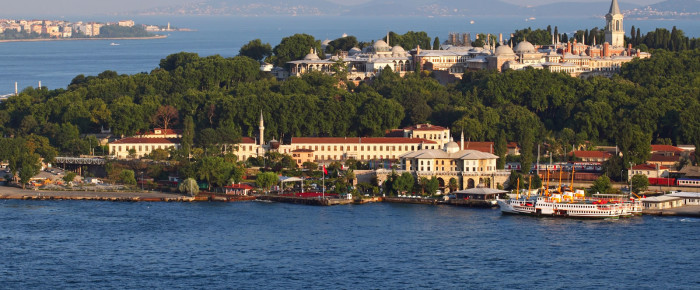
[0,35,168,43]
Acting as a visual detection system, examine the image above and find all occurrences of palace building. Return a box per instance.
[285,0,648,80]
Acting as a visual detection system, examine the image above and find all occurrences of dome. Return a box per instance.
[269,139,280,150]
[514,40,536,54]
[373,40,391,52]
[303,52,320,60]
[494,45,515,56]
[444,141,460,154]
[391,45,406,56]
[349,47,361,56]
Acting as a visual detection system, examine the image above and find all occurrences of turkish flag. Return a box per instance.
[323,165,328,175]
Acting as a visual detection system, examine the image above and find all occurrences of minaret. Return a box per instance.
[259,110,265,147]
[460,131,465,150]
[605,0,625,47]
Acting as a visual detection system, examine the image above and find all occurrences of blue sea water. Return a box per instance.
[0,200,698,289]
[0,15,698,92]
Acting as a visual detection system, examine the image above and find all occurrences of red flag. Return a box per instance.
[323,165,328,175]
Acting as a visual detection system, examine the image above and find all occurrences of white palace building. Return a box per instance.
[285,0,649,80]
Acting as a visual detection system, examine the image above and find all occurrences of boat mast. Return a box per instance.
[571,166,575,192]
[558,166,563,193]
[528,175,532,199]
[545,169,550,196]
[516,177,520,199]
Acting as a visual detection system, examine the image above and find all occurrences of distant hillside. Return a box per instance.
[626,0,700,19]
[649,0,700,12]
[525,1,642,18]
[344,0,523,17]
[138,0,343,16]
[134,0,700,19]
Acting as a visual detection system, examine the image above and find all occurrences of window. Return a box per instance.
[315,146,318,150]
[354,146,357,151]
[118,146,122,151]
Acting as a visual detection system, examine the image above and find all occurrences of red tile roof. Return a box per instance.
[111,137,180,144]
[290,137,437,144]
[240,137,256,144]
[648,154,681,162]
[139,128,182,136]
[224,184,254,190]
[384,129,405,137]
[461,141,494,153]
[650,145,683,152]
[632,164,669,170]
[507,142,519,149]
[568,150,611,158]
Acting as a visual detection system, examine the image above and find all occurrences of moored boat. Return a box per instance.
[498,194,624,219]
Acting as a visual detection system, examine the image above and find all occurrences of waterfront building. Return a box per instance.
[568,150,612,162]
[397,132,501,190]
[642,195,683,210]
[628,164,670,181]
[232,114,469,164]
[108,129,182,159]
[118,20,135,27]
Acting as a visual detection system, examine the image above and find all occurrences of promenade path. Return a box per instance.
[0,186,182,200]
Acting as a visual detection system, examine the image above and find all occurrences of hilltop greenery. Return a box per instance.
[0,30,699,188]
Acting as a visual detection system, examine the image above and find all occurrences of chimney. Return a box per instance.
[628,43,632,56]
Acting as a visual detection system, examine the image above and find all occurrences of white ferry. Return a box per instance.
[498,192,624,219]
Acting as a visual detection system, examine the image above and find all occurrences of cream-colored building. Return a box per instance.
[109,129,182,159]
[109,137,180,159]
[628,164,670,181]
[397,135,503,191]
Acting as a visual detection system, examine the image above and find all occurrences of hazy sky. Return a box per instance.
[2,0,665,17]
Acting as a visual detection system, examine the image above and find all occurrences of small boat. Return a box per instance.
[110,42,120,46]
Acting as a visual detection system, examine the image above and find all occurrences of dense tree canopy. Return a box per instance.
[0,29,698,183]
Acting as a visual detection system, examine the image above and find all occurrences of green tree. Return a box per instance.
[325,36,359,55]
[180,115,195,160]
[239,39,272,62]
[631,174,649,193]
[448,178,458,193]
[256,172,279,193]
[426,176,440,195]
[433,36,440,50]
[63,172,77,184]
[272,33,322,67]
[590,175,612,195]
[178,178,200,196]
[119,169,137,185]
[17,152,41,189]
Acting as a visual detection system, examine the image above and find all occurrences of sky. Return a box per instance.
[1,0,666,17]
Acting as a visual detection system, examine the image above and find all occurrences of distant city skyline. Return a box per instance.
[0,0,668,16]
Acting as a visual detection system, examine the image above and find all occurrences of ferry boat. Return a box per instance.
[498,193,624,219]
[497,169,631,219]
